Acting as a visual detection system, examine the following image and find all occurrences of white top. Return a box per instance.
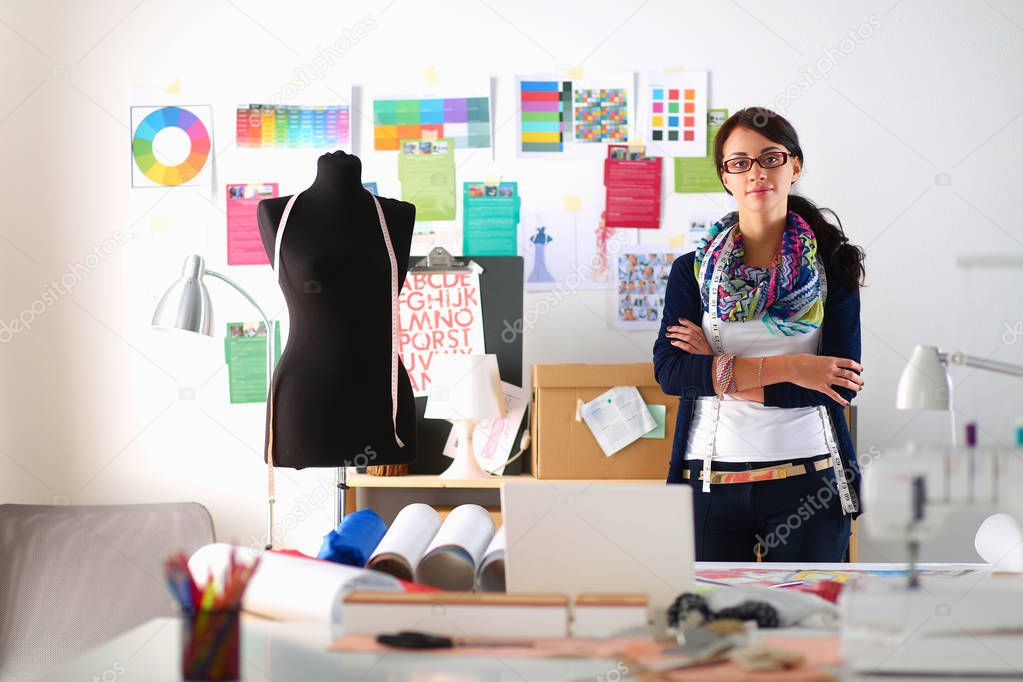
[685,311,829,462]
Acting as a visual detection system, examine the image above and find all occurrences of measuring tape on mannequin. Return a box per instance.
[700,225,855,514]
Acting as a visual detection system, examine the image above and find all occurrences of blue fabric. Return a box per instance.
[681,454,851,561]
[316,508,388,567]
[653,251,863,518]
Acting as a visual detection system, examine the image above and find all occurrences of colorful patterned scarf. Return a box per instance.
[693,210,823,336]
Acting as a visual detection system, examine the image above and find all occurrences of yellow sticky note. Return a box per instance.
[424,67,440,86]
[667,234,687,249]
[149,217,169,233]
[569,65,585,80]
[422,129,438,141]
[564,195,582,212]
[663,65,686,74]
[165,77,181,94]
[485,174,500,186]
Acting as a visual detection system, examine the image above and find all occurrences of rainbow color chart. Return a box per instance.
[574,88,628,142]
[650,87,697,143]
[373,97,491,151]
[131,105,212,187]
[236,104,351,149]
[518,80,573,153]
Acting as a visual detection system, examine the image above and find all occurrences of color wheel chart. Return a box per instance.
[372,96,491,151]
[518,80,573,153]
[645,71,707,157]
[130,105,213,188]
[235,104,351,149]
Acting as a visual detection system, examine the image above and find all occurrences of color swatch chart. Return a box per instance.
[649,87,696,142]
[574,88,628,142]
[373,97,491,151]
[235,104,351,148]
[518,80,573,152]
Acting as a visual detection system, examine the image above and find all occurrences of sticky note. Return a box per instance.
[642,405,667,439]
[422,129,438,141]
[569,65,585,80]
[424,67,440,86]
[149,217,169,233]
[564,195,582,212]
[485,174,500,186]
[165,76,181,94]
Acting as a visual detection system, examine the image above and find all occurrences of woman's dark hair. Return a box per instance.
[713,107,865,289]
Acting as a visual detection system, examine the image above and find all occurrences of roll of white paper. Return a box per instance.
[417,504,495,590]
[188,543,402,622]
[366,503,442,581]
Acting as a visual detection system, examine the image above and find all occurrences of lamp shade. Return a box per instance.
[424,354,505,422]
[152,255,214,336]
[896,344,951,410]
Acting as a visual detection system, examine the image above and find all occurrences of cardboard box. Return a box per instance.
[531,363,674,479]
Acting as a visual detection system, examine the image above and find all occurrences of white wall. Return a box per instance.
[1,0,1021,561]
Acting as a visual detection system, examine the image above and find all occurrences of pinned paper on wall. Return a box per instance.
[515,72,636,159]
[643,71,708,157]
[442,382,528,475]
[675,108,729,193]
[372,84,492,151]
[684,211,719,252]
[224,321,281,404]
[520,210,638,291]
[397,269,485,396]
[235,101,352,150]
[398,137,456,221]
[580,386,657,457]
[617,249,682,330]
[604,145,663,229]
[131,105,213,188]
[463,181,521,256]
[226,183,277,265]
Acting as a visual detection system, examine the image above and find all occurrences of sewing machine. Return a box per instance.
[839,442,1023,675]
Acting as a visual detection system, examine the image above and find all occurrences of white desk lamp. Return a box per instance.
[153,254,278,548]
[425,354,506,479]
[896,344,1023,448]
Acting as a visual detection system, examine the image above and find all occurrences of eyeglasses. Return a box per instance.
[720,151,791,174]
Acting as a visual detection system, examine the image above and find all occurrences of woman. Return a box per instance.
[653,108,865,562]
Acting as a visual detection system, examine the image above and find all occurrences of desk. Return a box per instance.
[38,562,996,682]
[37,613,1011,682]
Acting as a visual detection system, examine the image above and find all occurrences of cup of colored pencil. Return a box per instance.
[165,549,259,681]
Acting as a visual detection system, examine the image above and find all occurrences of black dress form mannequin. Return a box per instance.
[257,151,417,468]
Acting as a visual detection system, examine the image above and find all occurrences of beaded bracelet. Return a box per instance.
[716,353,737,395]
[755,356,765,388]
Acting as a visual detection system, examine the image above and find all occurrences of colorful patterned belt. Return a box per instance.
[682,456,833,485]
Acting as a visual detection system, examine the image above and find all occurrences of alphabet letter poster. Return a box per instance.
[398,269,485,396]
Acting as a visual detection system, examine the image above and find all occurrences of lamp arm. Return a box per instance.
[205,269,277,549]
[940,352,1023,378]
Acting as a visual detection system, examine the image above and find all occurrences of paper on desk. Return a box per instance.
[417,504,495,590]
[188,543,401,622]
[366,503,441,582]
[476,525,506,592]
[580,386,657,456]
[442,382,528,475]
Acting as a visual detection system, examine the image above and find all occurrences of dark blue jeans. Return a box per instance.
[682,454,851,562]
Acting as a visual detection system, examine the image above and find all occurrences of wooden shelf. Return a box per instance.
[345,472,664,489]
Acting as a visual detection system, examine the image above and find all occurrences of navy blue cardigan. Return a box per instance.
[652,251,863,517]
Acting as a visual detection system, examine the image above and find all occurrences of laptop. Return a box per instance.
[500,481,694,609]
